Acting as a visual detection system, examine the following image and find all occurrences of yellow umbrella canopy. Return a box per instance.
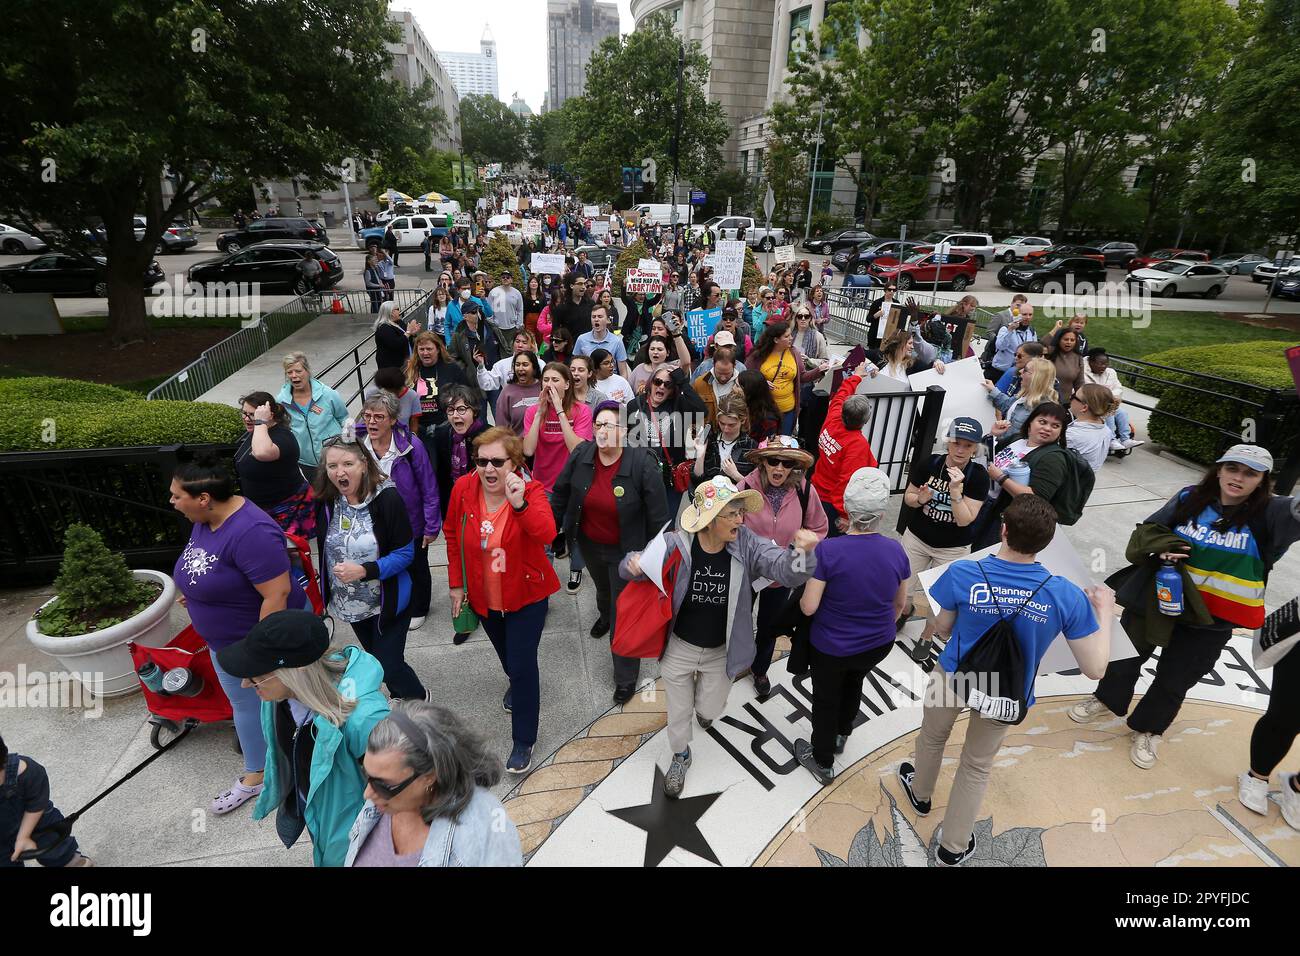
[379,189,415,205]
[417,191,447,203]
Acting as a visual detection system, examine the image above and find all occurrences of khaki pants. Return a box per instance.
[900,528,969,630]
[661,635,731,755]
[910,669,1010,855]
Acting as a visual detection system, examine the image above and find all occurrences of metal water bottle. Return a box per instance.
[1156,560,1183,616]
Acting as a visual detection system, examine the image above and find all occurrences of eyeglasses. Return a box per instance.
[474,456,510,469]
[361,413,390,423]
[447,405,474,415]
[594,421,622,431]
[718,507,746,521]
[762,294,774,300]
[766,458,799,468]
[321,435,359,449]
[356,756,422,800]
[240,411,257,420]
[652,378,673,388]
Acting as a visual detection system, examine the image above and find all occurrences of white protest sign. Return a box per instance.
[638,258,660,274]
[530,253,567,275]
[854,373,915,487]
[486,214,511,229]
[521,219,542,237]
[583,205,600,217]
[505,196,519,211]
[713,239,746,289]
[532,198,544,208]
[907,356,996,440]
[774,244,795,264]
[639,523,674,595]
[453,213,472,228]
[591,220,610,237]
[625,269,662,294]
[916,528,1137,675]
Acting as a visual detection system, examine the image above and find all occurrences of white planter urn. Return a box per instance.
[25,570,178,699]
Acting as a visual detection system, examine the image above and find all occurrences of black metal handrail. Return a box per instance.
[320,286,438,410]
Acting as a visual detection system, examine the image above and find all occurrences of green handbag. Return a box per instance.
[452,511,479,635]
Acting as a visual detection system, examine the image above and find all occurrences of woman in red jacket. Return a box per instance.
[810,361,878,536]
[444,427,559,775]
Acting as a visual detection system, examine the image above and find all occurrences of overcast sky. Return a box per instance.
[395,0,635,115]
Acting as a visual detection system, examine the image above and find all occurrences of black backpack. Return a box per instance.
[950,562,1051,726]
[1023,443,1095,525]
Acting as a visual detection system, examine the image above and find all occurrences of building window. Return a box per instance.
[788,7,811,68]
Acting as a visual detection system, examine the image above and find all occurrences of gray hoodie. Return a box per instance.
[1067,420,1111,473]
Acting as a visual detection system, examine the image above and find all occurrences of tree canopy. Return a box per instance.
[459,94,529,168]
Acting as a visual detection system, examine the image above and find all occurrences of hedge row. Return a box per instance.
[1137,341,1296,465]
[0,377,242,452]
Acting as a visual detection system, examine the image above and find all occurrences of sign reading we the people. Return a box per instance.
[686,306,723,352]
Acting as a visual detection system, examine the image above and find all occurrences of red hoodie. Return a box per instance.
[811,373,878,513]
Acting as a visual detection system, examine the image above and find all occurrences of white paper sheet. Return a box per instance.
[639,522,675,595]
[908,356,996,436]
[915,528,1138,675]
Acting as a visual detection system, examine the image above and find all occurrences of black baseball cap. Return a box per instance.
[216,609,329,679]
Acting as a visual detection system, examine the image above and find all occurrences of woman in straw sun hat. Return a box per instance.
[620,475,820,800]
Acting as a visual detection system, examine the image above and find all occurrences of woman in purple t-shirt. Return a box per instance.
[170,456,300,817]
[794,467,911,786]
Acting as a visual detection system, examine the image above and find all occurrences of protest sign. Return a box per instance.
[774,244,795,264]
[907,357,996,438]
[521,219,542,237]
[638,258,660,274]
[853,374,915,488]
[713,240,746,289]
[686,306,724,352]
[504,196,518,212]
[532,198,544,208]
[625,269,662,295]
[583,205,600,217]
[452,213,471,228]
[530,254,566,275]
[591,220,610,237]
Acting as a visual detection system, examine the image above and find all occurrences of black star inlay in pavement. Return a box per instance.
[607,765,724,867]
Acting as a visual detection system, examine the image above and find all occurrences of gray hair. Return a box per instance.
[367,701,502,822]
[282,351,311,376]
[374,300,398,331]
[842,394,872,431]
[361,391,399,420]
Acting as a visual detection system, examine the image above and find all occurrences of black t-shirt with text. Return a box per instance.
[904,454,991,549]
[673,536,731,648]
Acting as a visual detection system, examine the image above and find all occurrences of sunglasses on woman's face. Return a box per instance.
[767,458,798,469]
[357,757,421,799]
[474,456,509,469]
[652,377,673,388]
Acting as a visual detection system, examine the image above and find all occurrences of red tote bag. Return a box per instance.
[612,547,683,659]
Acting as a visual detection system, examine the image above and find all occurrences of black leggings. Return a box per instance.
[1250,642,1300,776]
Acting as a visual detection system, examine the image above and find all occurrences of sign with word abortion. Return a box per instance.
[774,244,795,264]
[583,205,600,217]
[713,240,746,290]
[686,306,724,352]
[530,253,567,275]
[452,213,472,228]
[625,269,662,295]
[521,219,542,237]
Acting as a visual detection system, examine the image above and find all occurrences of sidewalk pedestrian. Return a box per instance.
[1,734,92,868]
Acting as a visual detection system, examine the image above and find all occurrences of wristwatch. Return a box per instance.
[512,499,529,513]
[254,420,271,426]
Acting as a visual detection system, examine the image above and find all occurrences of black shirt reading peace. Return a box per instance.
[673,536,731,648]
[904,454,991,549]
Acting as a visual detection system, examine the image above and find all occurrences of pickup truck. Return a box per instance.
[692,216,793,251]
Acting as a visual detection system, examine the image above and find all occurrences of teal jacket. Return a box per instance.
[277,378,352,468]
[252,645,390,867]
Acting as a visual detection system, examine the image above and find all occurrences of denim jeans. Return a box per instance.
[1104,408,1133,442]
[483,598,549,746]
[350,608,425,700]
[211,651,268,774]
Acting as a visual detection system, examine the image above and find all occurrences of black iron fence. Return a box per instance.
[0,443,237,583]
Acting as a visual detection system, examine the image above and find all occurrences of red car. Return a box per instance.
[1025,243,1105,264]
[870,251,979,291]
[1127,248,1209,271]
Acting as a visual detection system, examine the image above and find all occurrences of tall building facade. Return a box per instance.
[547,0,621,110]
[388,9,462,153]
[436,26,500,100]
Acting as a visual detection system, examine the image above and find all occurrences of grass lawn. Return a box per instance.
[60,314,245,334]
[1020,310,1294,360]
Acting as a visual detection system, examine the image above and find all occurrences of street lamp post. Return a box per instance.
[803,104,825,244]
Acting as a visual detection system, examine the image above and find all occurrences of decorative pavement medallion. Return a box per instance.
[504,631,1299,867]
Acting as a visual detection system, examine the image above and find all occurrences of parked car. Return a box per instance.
[1125,260,1228,298]
[381,216,452,251]
[869,251,979,291]
[1274,275,1300,300]
[997,256,1108,293]
[188,241,342,295]
[803,227,878,256]
[216,217,328,253]
[0,223,49,255]
[1126,248,1208,271]
[835,239,932,274]
[0,253,164,296]
[917,231,996,268]
[1250,256,1300,284]
[573,244,624,269]
[1025,243,1105,265]
[1209,253,1268,275]
[1096,241,1138,268]
[992,236,1053,261]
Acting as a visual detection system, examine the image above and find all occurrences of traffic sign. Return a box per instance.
[690,189,707,205]
[763,185,775,222]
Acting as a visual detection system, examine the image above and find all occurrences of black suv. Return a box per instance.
[216,217,328,253]
[188,242,342,294]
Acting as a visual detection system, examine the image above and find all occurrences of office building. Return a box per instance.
[547,0,621,110]
[436,25,500,100]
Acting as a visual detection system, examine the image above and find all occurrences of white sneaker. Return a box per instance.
[1130,731,1161,769]
[1109,439,1126,453]
[1122,438,1145,450]
[409,616,426,630]
[1278,773,1300,831]
[1237,771,1270,815]
[1068,696,1112,724]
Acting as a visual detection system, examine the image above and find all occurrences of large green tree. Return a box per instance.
[459,93,528,168]
[566,14,729,204]
[0,0,438,343]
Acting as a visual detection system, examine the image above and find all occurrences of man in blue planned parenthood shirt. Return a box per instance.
[896,494,1114,866]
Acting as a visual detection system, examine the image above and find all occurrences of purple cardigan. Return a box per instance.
[355,422,442,539]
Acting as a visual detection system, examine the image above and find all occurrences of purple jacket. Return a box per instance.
[356,422,442,539]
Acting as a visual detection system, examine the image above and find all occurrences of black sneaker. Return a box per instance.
[613,683,635,705]
[567,570,582,594]
[910,639,933,665]
[794,738,835,786]
[506,743,533,775]
[696,714,713,730]
[934,826,977,866]
[589,616,610,638]
[897,761,931,815]
[834,734,847,755]
[452,632,471,646]
[753,674,771,698]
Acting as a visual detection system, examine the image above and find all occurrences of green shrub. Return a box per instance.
[613,240,651,298]
[35,524,156,636]
[1137,341,1296,465]
[479,232,520,290]
[0,376,139,405]
[808,211,850,240]
[742,245,764,298]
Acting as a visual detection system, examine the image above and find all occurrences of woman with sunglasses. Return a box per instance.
[621,476,819,798]
[444,427,560,774]
[791,308,832,453]
[794,259,814,298]
[234,391,316,538]
[216,609,389,867]
[738,436,829,697]
[346,700,522,867]
[315,433,427,701]
[546,325,574,366]
[552,402,669,703]
[627,358,708,518]
[1066,383,1119,473]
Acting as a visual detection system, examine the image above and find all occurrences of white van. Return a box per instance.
[635,203,690,224]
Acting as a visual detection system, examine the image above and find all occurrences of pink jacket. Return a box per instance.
[537,305,553,340]
[738,470,829,550]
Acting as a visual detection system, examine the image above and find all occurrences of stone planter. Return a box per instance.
[25,570,178,699]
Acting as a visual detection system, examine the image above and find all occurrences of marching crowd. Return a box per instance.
[8,179,1299,870]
